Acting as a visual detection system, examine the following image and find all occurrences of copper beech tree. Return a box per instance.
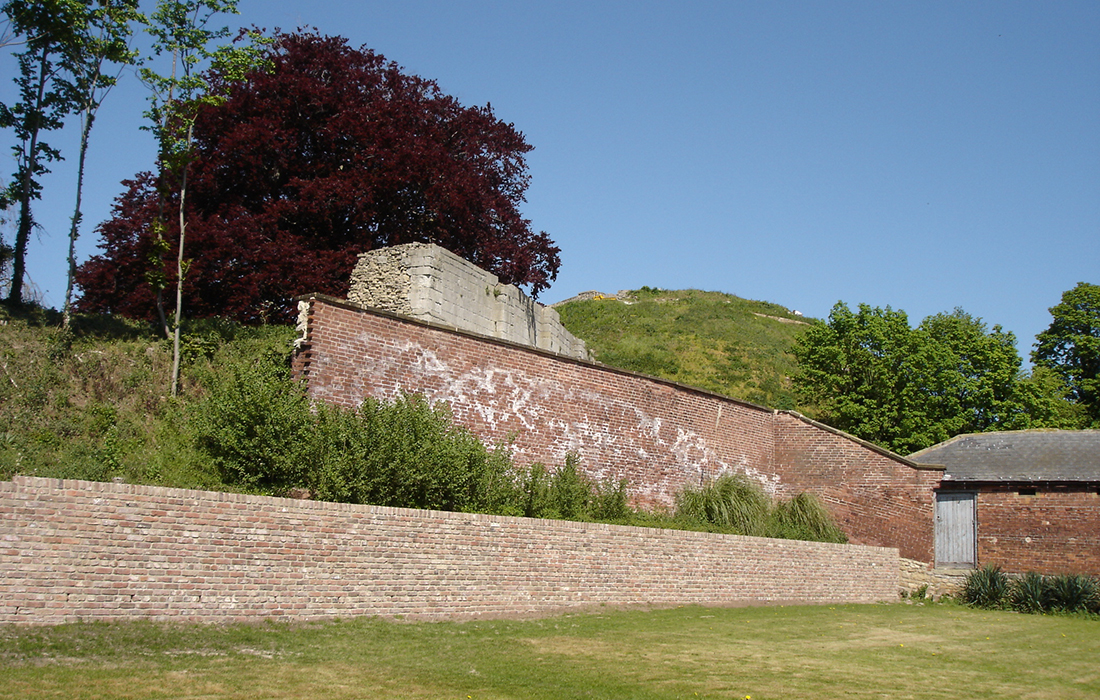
[76,30,560,324]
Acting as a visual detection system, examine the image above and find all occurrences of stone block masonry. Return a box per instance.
[0,476,899,625]
[347,243,589,359]
[293,295,944,563]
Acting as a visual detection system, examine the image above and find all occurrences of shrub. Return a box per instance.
[961,565,1010,609]
[1046,574,1099,614]
[307,394,520,514]
[1010,572,1050,614]
[516,454,630,522]
[191,356,313,491]
[767,492,848,544]
[590,477,632,522]
[675,474,770,536]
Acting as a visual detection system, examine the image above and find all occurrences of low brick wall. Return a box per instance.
[0,476,899,625]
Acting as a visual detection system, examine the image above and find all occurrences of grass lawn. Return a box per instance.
[1,602,1097,699]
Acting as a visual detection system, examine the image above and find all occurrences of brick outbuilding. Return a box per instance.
[910,430,1100,575]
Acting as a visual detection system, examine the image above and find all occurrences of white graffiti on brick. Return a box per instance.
[357,339,778,504]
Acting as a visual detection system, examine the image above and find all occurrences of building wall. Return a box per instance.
[293,295,940,561]
[0,476,899,625]
[973,487,1100,575]
[772,414,941,563]
[346,243,588,359]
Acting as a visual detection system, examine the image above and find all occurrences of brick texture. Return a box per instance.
[293,296,942,562]
[0,476,899,625]
[972,487,1100,575]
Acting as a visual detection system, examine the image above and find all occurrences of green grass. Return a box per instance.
[1,603,1097,699]
[556,288,815,409]
[0,306,297,489]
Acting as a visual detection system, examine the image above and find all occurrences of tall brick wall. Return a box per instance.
[971,487,1100,575]
[0,476,899,625]
[772,414,941,562]
[293,295,941,562]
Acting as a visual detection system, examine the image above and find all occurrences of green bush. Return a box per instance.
[767,492,848,544]
[675,474,771,536]
[191,356,312,492]
[307,394,520,514]
[961,565,1010,609]
[517,455,631,522]
[1010,571,1050,614]
[1046,574,1099,614]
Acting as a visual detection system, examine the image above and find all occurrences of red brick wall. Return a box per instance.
[772,414,941,562]
[295,297,777,508]
[293,296,941,561]
[975,487,1100,575]
[0,476,899,625]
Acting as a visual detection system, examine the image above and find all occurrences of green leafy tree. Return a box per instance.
[139,0,266,394]
[792,302,1030,453]
[1032,282,1100,426]
[0,0,87,304]
[61,0,142,328]
[913,309,1027,439]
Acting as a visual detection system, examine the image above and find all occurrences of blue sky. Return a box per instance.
[2,1,1097,362]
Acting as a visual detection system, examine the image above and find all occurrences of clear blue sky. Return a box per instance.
[2,1,1097,361]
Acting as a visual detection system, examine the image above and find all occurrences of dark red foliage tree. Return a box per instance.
[76,30,559,323]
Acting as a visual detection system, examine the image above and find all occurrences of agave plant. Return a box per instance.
[961,564,1010,609]
[1010,572,1049,614]
[1046,574,1099,613]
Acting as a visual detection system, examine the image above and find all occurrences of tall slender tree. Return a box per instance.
[139,0,264,394]
[0,0,86,304]
[61,0,142,328]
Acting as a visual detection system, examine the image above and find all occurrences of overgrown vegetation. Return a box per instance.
[0,306,847,544]
[555,287,810,409]
[674,474,847,542]
[961,564,1100,615]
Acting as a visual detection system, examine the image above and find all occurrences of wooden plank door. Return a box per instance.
[935,491,976,568]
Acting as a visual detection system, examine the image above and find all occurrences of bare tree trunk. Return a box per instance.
[63,109,94,329]
[170,121,193,397]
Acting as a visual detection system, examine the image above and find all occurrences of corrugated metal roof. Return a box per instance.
[908,430,1100,482]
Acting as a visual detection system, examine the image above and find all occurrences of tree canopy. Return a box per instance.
[1032,282,1100,426]
[75,30,560,324]
[792,302,1032,454]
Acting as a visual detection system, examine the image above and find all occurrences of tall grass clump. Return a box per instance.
[961,565,1010,609]
[768,492,848,543]
[676,474,771,536]
[672,474,846,543]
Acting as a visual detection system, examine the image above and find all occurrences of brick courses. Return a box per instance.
[970,486,1100,575]
[293,295,943,562]
[0,476,898,625]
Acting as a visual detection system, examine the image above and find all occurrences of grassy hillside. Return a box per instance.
[0,306,296,489]
[555,287,816,409]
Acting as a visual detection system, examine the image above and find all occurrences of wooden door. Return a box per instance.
[935,491,976,568]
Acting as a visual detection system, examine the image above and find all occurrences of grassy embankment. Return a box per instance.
[0,306,844,541]
[555,287,814,410]
[1,602,1097,699]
